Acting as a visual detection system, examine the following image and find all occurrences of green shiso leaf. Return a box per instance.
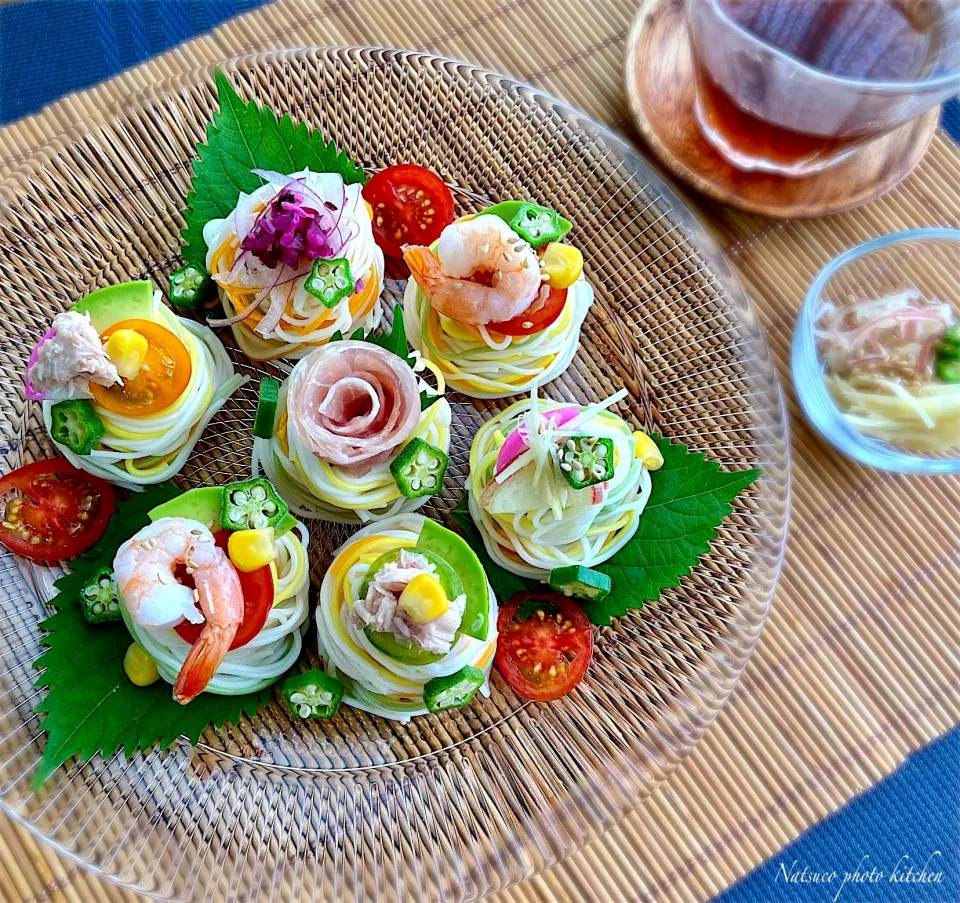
[32,483,273,788]
[450,438,761,625]
[180,69,367,270]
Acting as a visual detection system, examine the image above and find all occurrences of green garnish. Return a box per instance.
[549,565,612,602]
[33,483,272,788]
[80,567,122,624]
[169,264,210,311]
[483,201,572,242]
[390,438,449,499]
[939,322,960,353]
[555,436,614,490]
[282,670,345,719]
[254,378,280,439]
[49,399,105,456]
[451,438,761,627]
[508,203,564,248]
[935,355,960,383]
[423,666,485,713]
[304,257,354,308]
[180,71,366,271]
[220,478,288,531]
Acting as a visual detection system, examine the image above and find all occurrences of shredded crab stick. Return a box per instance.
[466,387,653,579]
[204,168,384,360]
[815,290,960,452]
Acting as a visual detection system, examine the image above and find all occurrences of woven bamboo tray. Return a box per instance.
[0,41,786,903]
[1,2,959,903]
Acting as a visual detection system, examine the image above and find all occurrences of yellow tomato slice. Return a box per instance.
[91,319,192,417]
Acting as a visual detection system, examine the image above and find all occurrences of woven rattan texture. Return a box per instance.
[0,1,957,902]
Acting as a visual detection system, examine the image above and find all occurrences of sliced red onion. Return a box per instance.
[256,282,294,338]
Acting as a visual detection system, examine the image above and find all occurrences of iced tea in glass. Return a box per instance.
[687,0,960,176]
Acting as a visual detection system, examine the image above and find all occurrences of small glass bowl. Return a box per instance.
[793,228,960,475]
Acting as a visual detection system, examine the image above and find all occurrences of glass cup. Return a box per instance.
[686,0,960,176]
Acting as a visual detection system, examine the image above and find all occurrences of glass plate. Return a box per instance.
[0,48,789,902]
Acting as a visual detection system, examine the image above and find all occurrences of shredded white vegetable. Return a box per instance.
[816,290,960,452]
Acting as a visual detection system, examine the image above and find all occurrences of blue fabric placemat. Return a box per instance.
[0,0,270,125]
[0,3,957,902]
[716,726,959,903]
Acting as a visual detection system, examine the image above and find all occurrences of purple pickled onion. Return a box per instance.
[24,328,58,401]
[241,173,353,271]
[355,278,364,294]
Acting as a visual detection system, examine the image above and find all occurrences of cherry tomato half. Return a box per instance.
[91,319,192,417]
[0,459,116,562]
[174,530,274,651]
[487,286,568,337]
[363,164,455,257]
[495,592,593,701]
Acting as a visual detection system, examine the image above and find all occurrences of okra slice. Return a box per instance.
[50,399,105,456]
[304,257,354,308]
[282,669,345,719]
[554,436,614,490]
[169,264,210,312]
[253,378,280,439]
[389,438,449,499]
[549,565,612,602]
[508,203,563,248]
[221,478,289,531]
[81,567,122,624]
[423,665,484,713]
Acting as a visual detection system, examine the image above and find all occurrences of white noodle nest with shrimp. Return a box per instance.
[402,214,594,399]
[122,523,311,696]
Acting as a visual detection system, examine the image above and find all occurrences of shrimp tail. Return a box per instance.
[402,245,442,295]
[173,623,239,705]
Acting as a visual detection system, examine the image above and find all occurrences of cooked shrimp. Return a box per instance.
[403,215,542,325]
[114,517,244,705]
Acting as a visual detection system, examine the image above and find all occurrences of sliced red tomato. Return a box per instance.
[0,459,116,562]
[495,592,593,701]
[363,164,455,257]
[174,530,274,650]
[487,286,567,337]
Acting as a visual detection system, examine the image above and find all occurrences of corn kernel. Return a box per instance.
[105,328,149,380]
[124,642,160,687]
[398,573,449,624]
[539,242,583,289]
[228,527,277,573]
[632,431,664,471]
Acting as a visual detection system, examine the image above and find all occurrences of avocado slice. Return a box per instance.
[359,547,464,665]
[416,519,489,641]
[148,486,223,530]
[148,485,298,537]
[481,201,572,243]
[70,281,156,334]
[365,630,445,666]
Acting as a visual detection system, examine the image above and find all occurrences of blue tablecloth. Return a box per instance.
[0,3,956,902]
